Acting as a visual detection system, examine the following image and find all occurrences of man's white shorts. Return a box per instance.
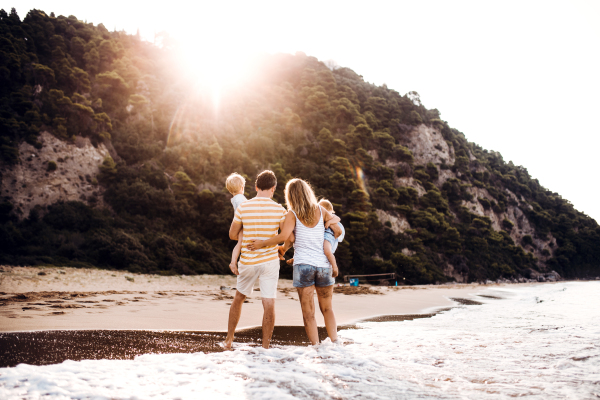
[236,259,280,298]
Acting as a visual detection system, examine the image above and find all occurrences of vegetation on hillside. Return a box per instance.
[1,8,598,281]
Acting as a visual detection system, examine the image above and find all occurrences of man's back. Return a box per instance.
[233,197,286,266]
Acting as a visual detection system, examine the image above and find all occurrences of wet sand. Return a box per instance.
[0,265,521,367]
[0,313,458,368]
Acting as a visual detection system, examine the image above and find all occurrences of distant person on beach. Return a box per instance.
[282,199,345,278]
[225,173,247,275]
[248,179,343,345]
[224,170,286,350]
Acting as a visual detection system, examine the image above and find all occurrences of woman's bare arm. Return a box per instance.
[247,212,296,250]
[278,233,295,260]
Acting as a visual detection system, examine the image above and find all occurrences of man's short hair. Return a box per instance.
[255,170,277,191]
[226,173,245,194]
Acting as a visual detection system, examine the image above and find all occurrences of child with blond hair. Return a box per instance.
[279,198,344,278]
[225,173,247,274]
[318,199,345,276]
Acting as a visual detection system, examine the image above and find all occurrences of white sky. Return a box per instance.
[7,0,600,222]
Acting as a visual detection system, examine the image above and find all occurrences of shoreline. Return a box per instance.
[0,311,453,368]
[0,266,562,368]
[1,282,595,399]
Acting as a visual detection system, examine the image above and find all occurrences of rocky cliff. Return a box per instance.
[1,132,108,218]
[373,124,558,282]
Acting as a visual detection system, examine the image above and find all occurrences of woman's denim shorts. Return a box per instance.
[293,264,335,288]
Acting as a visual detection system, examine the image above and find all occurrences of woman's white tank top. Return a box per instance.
[291,207,330,268]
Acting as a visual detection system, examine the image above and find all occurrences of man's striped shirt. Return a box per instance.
[233,197,286,266]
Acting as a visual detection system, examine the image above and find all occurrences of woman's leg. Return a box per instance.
[297,285,319,345]
[316,285,338,342]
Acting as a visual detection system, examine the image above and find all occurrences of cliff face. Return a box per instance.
[374,124,557,282]
[0,132,108,218]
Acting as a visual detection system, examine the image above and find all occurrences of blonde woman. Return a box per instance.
[248,178,343,344]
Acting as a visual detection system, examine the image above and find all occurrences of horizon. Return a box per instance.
[7,1,600,222]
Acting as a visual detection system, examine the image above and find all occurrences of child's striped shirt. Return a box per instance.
[233,197,286,266]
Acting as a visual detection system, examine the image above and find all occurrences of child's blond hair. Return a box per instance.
[318,199,334,213]
[226,173,245,194]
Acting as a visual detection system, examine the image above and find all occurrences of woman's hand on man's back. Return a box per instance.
[247,240,264,250]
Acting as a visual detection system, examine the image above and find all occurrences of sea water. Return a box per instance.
[1,281,599,399]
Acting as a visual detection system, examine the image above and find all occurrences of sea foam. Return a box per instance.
[1,282,599,399]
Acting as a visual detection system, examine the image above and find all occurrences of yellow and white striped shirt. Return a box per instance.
[233,197,286,266]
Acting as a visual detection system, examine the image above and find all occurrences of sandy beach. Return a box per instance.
[1,268,594,399]
[0,265,535,368]
[0,265,514,333]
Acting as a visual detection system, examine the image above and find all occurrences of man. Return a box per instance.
[224,170,286,350]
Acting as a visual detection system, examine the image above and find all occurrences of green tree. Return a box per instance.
[173,171,197,199]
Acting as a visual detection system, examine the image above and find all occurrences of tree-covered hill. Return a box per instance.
[1,8,598,282]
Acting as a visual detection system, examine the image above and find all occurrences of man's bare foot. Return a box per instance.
[229,263,239,275]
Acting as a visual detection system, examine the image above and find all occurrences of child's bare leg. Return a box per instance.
[229,230,243,275]
[324,241,338,277]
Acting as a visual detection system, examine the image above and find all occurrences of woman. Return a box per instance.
[248,178,342,344]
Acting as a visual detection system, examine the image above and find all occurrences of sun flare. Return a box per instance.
[173,32,261,109]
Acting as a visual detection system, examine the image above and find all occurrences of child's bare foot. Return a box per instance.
[229,263,239,275]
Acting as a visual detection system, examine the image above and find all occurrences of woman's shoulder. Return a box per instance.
[313,206,324,223]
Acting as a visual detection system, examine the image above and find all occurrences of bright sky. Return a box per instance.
[8,0,600,222]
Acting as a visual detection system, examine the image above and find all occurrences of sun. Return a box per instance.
[171,32,261,109]
[163,30,264,147]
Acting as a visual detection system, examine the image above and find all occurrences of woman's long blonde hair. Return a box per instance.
[285,178,319,226]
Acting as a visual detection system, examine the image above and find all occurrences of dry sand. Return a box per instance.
[0,265,521,333]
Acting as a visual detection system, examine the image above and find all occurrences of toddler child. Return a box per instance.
[226,173,247,275]
[282,198,345,278]
[318,199,345,277]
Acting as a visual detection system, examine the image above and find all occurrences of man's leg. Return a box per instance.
[261,298,275,349]
[224,290,247,349]
[297,285,319,345]
[257,261,280,349]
